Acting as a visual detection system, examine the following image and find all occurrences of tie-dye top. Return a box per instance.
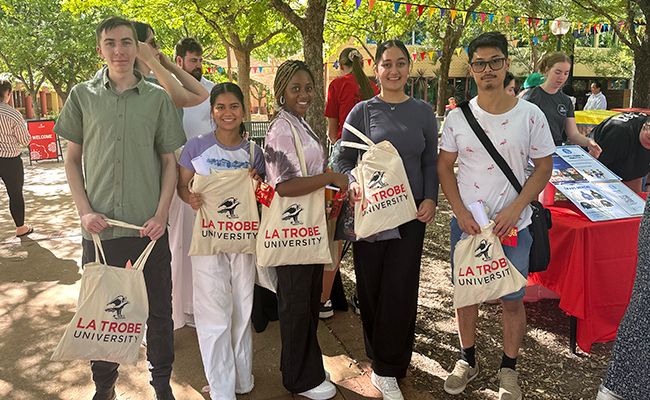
[264,109,328,188]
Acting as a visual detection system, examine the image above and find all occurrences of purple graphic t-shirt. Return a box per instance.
[178,133,265,174]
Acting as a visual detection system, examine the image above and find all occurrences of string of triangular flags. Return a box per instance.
[343,0,646,34]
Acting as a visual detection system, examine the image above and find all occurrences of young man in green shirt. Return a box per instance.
[54,17,186,400]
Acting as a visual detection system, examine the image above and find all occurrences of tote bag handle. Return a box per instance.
[91,218,157,271]
[278,117,309,176]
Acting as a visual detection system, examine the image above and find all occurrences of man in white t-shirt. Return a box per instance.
[438,32,555,400]
[175,37,216,138]
[584,82,607,110]
[168,37,216,330]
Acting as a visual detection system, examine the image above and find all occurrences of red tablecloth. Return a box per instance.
[528,199,645,352]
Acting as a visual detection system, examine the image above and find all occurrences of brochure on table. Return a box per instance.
[549,145,645,221]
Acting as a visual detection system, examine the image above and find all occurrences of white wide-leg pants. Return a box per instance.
[192,253,256,400]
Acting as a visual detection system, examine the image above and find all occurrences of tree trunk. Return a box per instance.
[436,47,454,116]
[301,6,327,144]
[233,49,252,121]
[631,44,650,108]
[27,88,41,120]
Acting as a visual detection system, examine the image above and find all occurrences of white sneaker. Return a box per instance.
[596,385,625,400]
[298,380,336,400]
[371,371,404,400]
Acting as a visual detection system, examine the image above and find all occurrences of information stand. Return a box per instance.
[27,119,61,165]
[548,145,645,221]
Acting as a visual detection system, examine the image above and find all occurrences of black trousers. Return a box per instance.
[0,156,25,227]
[82,231,174,394]
[275,264,326,393]
[353,218,426,378]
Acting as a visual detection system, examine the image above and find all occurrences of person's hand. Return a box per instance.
[416,199,437,224]
[457,208,481,235]
[136,42,159,67]
[142,214,166,240]
[81,212,109,234]
[493,205,521,238]
[248,168,262,183]
[348,182,361,205]
[189,193,203,211]
[329,172,349,195]
[587,139,602,159]
[156,51,174,70]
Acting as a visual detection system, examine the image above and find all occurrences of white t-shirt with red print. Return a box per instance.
[439,97,555,230]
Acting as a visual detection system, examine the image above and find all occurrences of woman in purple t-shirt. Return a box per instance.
[264,60,348,400]
[177,83,264,400]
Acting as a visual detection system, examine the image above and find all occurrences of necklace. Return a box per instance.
[378,95,409,111]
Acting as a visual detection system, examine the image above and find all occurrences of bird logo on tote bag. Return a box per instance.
[368,170,388,189]
[105,295,130,320]
[474,239,493,262]
[218,197,241,219]
[282,204,304,225]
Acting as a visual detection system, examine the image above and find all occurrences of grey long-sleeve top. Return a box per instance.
[338,96,439,202]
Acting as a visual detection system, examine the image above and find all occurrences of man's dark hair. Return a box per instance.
[467,32,508,63]
[593,81,602,89]
[132,21,153,42]
[0,79,12,98]
[175,38,203,60]
[95,17,138,47]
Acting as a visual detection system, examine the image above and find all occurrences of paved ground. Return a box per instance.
[0,158,440,400]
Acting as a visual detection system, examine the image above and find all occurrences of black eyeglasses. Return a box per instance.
[470,58,506,73]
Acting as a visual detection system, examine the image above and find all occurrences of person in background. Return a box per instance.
[584,82,607,110]
[323,47,380,318]
[504,72,517,97]
[596,196,650,400]
[522,52,601,156]
[444,96,457,117]
[561,85,577,108]
[167,37,216,330]
[590,112,650,193]
[177,82,265,400]
[265,60,349,400]
[0,79,33,238]
[339,39,439,400]
[54,17,187,400]
[516,72,545,98]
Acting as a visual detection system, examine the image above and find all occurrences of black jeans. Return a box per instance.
[275,264,326,393]
[353,218,426,378]
[82,231,174,394]
[0,156,25,227]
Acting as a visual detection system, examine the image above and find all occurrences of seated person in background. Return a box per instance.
[590,112,650,192]
[444,96,457,117]
[584,82,607,110]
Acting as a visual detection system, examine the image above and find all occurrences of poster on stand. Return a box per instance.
[554,182,634,221]
[593,182,646,217]
[555,145,620,183]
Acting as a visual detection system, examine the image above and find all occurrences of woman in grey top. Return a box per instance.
[338,39,439,400]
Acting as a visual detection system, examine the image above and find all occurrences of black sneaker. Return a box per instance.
[319,300,334,319]
[349,294,361,314]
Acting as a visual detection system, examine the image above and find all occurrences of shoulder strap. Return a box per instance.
[457,101,523,194]
[279,117,308,176]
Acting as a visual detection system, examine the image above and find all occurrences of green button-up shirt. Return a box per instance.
[54,69,186,240]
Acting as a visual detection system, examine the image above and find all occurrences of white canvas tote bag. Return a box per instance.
[452,221,528,309]
[188,141,259,255]
[51,219,154,365]
[341,122,417,240]
[256,118,332,268]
